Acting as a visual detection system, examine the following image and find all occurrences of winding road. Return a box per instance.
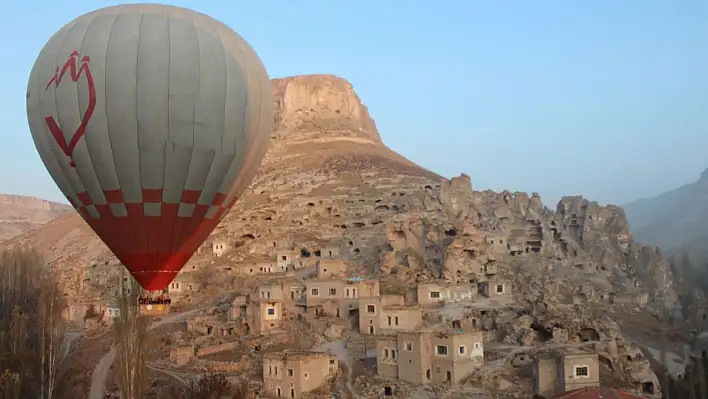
[88,308,206,399]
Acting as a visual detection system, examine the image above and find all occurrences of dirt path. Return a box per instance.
[88,307,207,399]
[314,339,357,398]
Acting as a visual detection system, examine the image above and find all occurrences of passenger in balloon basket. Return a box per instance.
[138,290,172,306]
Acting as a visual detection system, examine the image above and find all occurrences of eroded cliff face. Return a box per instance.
[271,74,381,143]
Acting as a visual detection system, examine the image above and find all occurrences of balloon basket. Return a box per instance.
[138,303,171,317]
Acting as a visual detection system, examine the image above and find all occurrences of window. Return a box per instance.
[311,288,319,296]
[496,284,504,293]
[287,369,293,376]
[459,346,466,355]
[267,291,271,298]
[329,288,337,296]
[391,350,397,359]
[395,317,399,325]
[387,316,392,326]
[436,345,448,356]
[304,373,309,379]
[274,367,278,376]
[267,308,276,316]
[430,291,440,299]
[575,366,589,377]
[474,343,480,349]
[269,366,273,375]
[384,349,389,358]
[367,305,376,314]
[346,288,350,297]
[404,342,412,351]
[352,288,357,296]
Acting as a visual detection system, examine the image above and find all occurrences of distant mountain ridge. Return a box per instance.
[0,194,72,242]
[624,168,708,261]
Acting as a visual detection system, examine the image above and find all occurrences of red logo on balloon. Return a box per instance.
[44,51,96,168]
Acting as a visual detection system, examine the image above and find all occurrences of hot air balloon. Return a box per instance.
[26,4,273,311]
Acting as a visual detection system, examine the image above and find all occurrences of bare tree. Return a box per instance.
[165,372,248,399]
[0,247,66,399]
[114,273,148,399]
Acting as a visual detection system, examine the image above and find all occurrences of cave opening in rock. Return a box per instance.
[463,249,476,259]
[445,228,457,237]
[314,250,322,257]
[530,322,552,342]
[353,248,361,254]
[375,205,390,211]
[424,185,432,190]
[301,248,311,258]
[353,222,366,228]
[391,205,400,212]
[578,327,600,342]
[307,202,315,207]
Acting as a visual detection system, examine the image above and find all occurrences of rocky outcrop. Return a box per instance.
[271,74,381,143]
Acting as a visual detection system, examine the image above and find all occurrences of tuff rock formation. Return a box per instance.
[4,74,686,398]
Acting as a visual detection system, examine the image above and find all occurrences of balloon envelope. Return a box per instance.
[26,4,273,290]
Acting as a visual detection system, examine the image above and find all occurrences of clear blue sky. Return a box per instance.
[1,1,706,206]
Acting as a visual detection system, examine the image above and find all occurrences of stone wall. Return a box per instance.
[196,356,251,373]
[196,341,241,357]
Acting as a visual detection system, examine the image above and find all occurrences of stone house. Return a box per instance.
[230,279,306,335]
[229,295,247,321]
[305,277,380,318]
[480,277,511,298]
[484,233,508,254]
[376,329,484,385]
[316,259,346,278]
[535,352,599,397]
[230,258,277,276]
[246,300,282,335]
[212,240,231,257]
[359,295,422,335]
[256,279,306,303]
[417,283,477,307]
[262,351,339,399]
[276,250,301,271]
[167,273,198,297]
[319,246,340,258]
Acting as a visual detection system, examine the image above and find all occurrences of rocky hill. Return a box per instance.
[0,194,71,242]
[624,169,708,262]
[3,75,691,396]
[4,74,682,317]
